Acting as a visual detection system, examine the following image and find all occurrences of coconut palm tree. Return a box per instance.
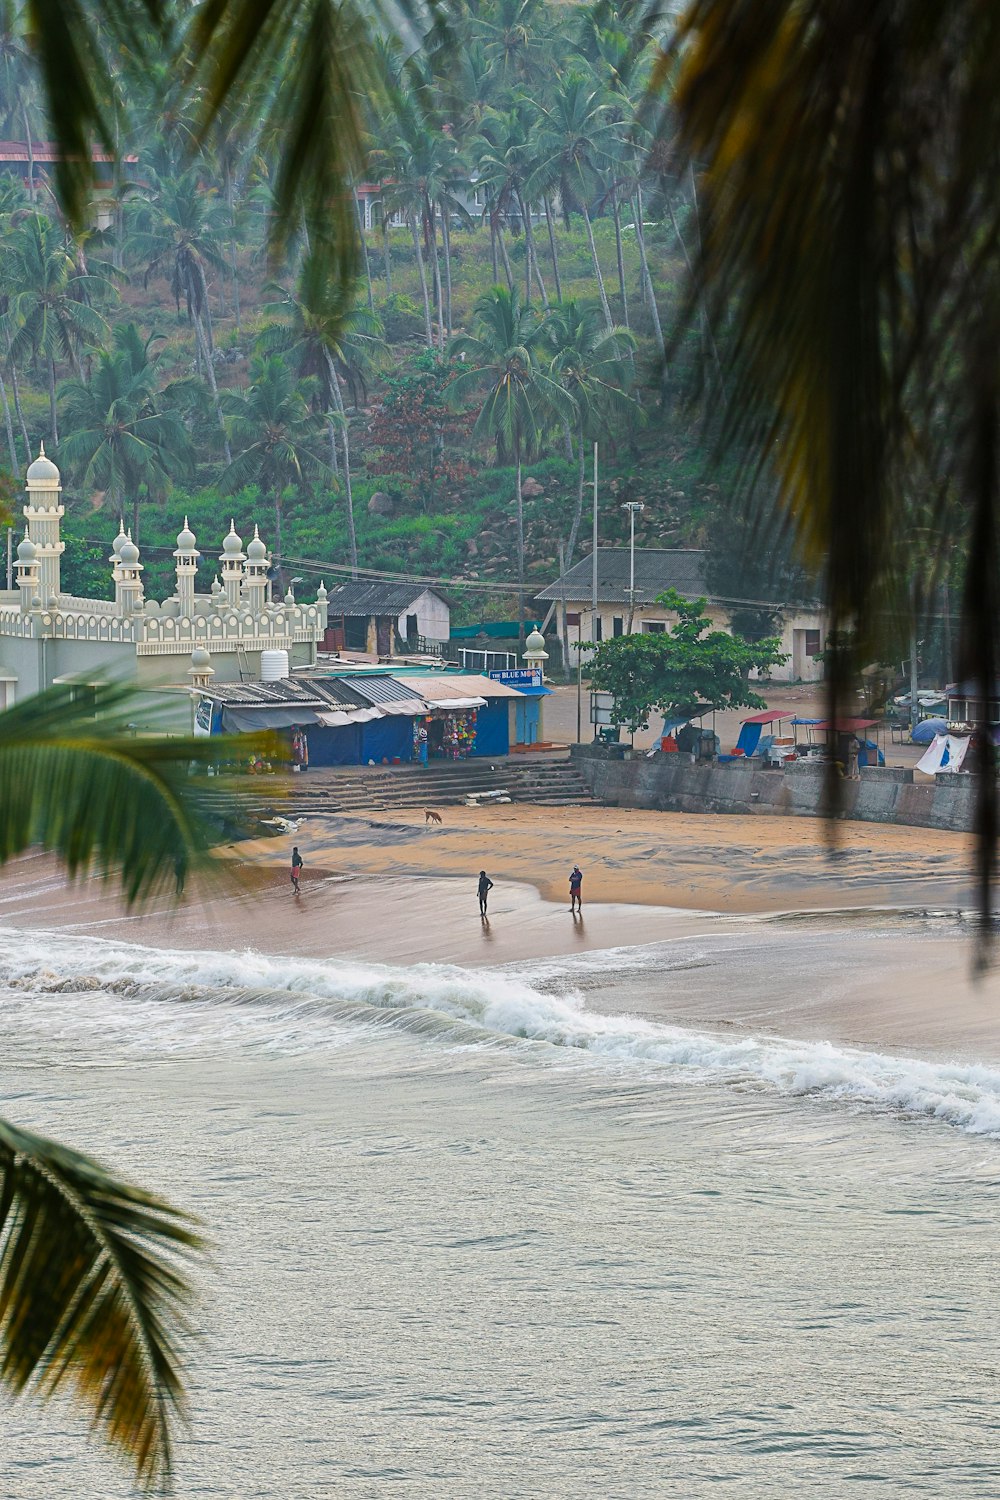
[59,324,194,536]
[220,355,324,571]
[530,74,618,329]
[0,678,247,1490]
[448,285,574,643]
[547,300,640,567]
[259,272,387,573]
[126,170,232,459]
[6,215,113,446]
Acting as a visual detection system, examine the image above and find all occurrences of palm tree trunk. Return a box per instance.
[47,358,57,446]
[273,490,283,572]
[8,358,30,463]
[354,191,376,316]
[382,217,393,292]
[497,223,515,293]
[518,191,548,309]
[515,431,525,649]
[327,411,340,477]
[581,203,613,329]
[22,101,35,206]
[195,312,231,463]
[0,370,17,473]
[612,192,629,330]
[632,192,665,361]
[664,186,725,387]
[544,196,562,302]
[425,201,445,352]
[566,415,586,566]
[489,217,499,283]
[195,263,215,354]
[326,351,357,575]
[408,210,434,348]
[439,201,453,339]
[224,160,242,331]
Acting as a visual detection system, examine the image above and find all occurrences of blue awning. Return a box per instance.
[511,684,552,697]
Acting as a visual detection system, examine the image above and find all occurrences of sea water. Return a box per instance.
[0,923,998,1498]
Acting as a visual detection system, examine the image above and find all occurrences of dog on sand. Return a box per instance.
[424,809,443,825]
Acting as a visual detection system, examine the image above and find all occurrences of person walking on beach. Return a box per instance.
[569,864,583,913]
[478,870,494,915]
[291,846,304,894]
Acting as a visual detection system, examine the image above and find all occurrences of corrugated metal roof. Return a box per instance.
[536,548,709,604]
[198,680,328,708]
[407,673,525,701]
[325,580,446,615]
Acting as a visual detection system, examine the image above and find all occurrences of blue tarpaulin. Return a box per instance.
[360,714,415,763]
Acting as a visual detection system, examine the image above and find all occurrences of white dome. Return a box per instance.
[176,517,197,551]
[112,522,128,557]
[246,525,267,562]
[222,521,243,556]
[26,443,60,486]
[525,628,546,652]
[16,534,35,562]
[190,646,212,670]
[119,540,140,566]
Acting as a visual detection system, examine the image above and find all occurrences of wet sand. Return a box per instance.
[0,804,995,1057]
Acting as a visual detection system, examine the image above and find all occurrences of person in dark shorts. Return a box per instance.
[478,870,494,915]
[291,846,304,893]
[569,864,583,913]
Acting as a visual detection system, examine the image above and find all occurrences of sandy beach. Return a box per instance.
[0,803,996,1058]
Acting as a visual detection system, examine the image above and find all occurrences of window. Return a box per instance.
[612,616,624,637]
[804,628,822,656]
[643,621,667,634]
[595,616,603,642]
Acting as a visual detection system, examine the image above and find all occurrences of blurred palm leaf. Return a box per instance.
[658,0,1000,925]
[0,681,265,1487]
[0,1118,202,1493]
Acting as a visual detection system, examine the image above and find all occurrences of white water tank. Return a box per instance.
[260,649,290,682]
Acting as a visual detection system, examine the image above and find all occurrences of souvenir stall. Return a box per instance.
[424,706,479,760]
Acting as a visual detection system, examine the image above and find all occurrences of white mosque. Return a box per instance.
[0,446,329,706]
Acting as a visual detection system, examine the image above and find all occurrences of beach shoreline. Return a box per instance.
[0,804,995,1060]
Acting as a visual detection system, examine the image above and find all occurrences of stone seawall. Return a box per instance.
[569,747,977,833]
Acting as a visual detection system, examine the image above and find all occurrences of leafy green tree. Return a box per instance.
[7,215,112,446]
[587,589,786,731]
[220,355,323,569]
[448,284,574,641]
[59,324,193,537]
[367,350,475,511]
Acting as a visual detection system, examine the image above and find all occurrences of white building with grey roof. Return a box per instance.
[538,548,828,683]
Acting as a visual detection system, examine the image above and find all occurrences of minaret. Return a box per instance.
[173,518,199,618]
[220,521,245,610]
[244,525,269,619]
[15,531,39,615]
[117,533,144,615]
[316,580,328,632]
[24,443,64,600]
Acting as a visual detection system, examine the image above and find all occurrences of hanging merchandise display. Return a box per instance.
[442,708,477,759]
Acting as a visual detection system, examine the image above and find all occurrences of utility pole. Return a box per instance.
[623,501,645,633]
[591,443,598,645]
[5,527,10,591]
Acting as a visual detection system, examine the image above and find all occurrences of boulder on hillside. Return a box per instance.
[521,477,545,498]
[465,537,479,557]
[368,491,395,516]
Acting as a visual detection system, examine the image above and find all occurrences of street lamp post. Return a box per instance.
[623,501,645,633]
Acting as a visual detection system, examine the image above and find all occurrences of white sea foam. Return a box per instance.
[0,926,998,1136]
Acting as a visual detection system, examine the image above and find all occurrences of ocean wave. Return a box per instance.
[0,927,998,1136]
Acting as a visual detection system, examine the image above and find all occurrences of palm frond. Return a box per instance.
[0,1115,202,1493]
[0,682,254,905]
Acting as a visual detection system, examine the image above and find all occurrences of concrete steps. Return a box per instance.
[209,754,597,823]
